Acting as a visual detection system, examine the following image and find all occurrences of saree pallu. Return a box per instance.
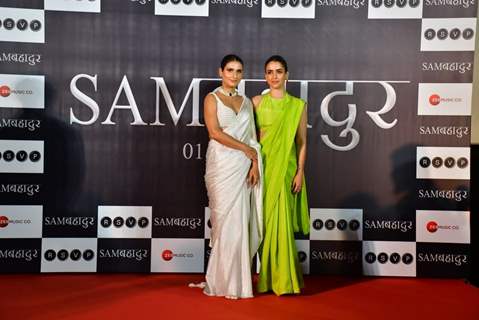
[256,93,309,295]
[204,96,263,298]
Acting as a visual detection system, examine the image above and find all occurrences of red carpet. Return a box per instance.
[1,274,478,320]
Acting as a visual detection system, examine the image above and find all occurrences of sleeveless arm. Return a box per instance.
[291,102,307,194]
[295,103,307,174]
[247,100,259,144]
[252,95,262,109]
[292,102,309,234]
[252,95,265,140]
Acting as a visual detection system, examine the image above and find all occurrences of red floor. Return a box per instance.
[1,274,478,320]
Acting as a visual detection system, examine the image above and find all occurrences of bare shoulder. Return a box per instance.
[291,95,307,111]
[252,95,263,109]
[204,93,216,105]
[204,93,217,113]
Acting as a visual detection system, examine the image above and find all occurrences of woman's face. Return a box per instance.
[265,61,288,90]
[219,61,243,89]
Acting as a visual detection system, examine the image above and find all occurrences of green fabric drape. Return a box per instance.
[255,93,309,295]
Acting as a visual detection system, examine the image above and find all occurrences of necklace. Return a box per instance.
[217,86,238,97]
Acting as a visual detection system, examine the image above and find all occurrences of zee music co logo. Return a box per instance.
[427,221,438,232]
[0,86,11,97]
[157,0,207,4]
[264,0,313,7]
[0,216,8,227]
[428,94,461,106]
[429,94,440,105]
[426,221,459,233]
[0,18,42,32]
[162,249,173,261]
[371,0,420,7]
[424,28,474,40]
[161,249,193,261]
[365,252,414,264]
[100,216,149,228]
[0,216,29,227]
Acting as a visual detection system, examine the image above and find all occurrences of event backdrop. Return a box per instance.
[0,0,475,276]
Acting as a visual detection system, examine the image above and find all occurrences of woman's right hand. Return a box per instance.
[247,164,260,187]
[243,145,258,162]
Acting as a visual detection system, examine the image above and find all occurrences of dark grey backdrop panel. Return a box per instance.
[0,0,474,276]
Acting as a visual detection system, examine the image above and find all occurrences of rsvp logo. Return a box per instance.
[416,147,470,180]
[261,0,315,19]
[421,18,476,51]
[0,140,43,174]
[0,7,44,43]
[155,0,209,17]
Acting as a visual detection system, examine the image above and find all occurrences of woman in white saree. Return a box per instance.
[196,55,263,299]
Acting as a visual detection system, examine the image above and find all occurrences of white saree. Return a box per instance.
[203,90,263,299]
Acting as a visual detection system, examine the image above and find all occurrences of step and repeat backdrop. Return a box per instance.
[0,0,475,276]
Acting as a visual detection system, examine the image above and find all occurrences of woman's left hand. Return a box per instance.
[291,173,303,194]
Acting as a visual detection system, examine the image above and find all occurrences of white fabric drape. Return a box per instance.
[203,91,263,298]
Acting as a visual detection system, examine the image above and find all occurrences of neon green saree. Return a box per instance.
[255,93,309,295]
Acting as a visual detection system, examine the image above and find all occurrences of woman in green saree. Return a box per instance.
[252,55,309,296]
